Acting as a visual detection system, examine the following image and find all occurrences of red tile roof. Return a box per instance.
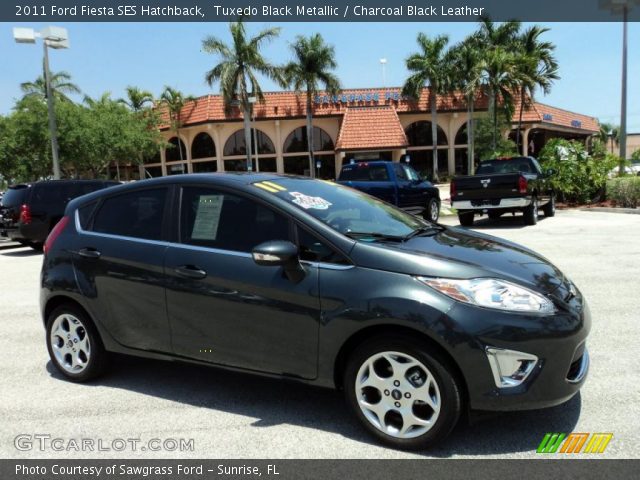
[157,87,598,135]
[514,101,599,133]
[157,87,486,129]
[335,106,408,151]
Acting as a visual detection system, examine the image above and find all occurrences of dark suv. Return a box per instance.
[41,173,590,449]
[0,180,118,249]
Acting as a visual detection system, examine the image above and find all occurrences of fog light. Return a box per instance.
[486,347,538,388]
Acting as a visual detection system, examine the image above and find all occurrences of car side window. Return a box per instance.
[91,188,167,241]
[180,187,291,253]
[369,165,390,181]
[394,164,408,181]
[77,201,99,230]
[296,225,350,265]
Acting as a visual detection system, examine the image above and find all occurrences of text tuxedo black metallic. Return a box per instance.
[40,173,589,449]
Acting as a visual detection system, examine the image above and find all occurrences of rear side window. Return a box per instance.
[180,187,290,252]
[31,184,64,206]
[1,186,29,207]
[77,201,99,230]
[340,164,389,181]
[91,188,167,240]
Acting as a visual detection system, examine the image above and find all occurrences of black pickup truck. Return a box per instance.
[450,156,555,227]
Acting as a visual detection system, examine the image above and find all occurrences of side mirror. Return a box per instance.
[546,168,557,176]
[252,240,298,266]
[252,240,305,283]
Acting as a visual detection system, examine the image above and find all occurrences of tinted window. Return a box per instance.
[340,164,389,182]
[1,186,29,207]
[296,226,349,265]
[78,201,99,230]
[92,188,167,240]
[476,158,535,175]
[394,164,420,181]
[180,187,290,252]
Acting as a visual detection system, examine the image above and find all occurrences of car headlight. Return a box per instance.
[417,277,555,314]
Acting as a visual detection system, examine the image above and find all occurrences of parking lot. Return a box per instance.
[0,209,638,459]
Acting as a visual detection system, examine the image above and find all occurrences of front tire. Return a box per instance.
[424,198,440,223]
[543,193,556,217]
[523,196,539,225]
[46,304,108,382]
[344,335,462,450]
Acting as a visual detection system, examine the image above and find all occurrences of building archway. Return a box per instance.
[282,126,336,178]
[166,136,187,162]
[223,129,276,172]
[404,121,448,179]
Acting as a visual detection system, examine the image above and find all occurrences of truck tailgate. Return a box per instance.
[452,173,523,201]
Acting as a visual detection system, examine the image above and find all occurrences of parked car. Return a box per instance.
[450,156,555,226]
[41,173,589,450]
[0,180,119,249]
[337,160,441,222]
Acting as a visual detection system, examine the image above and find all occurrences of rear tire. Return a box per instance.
[424,198,440,223]
[344,335,462,450]
[523,196,538,226]
[458,212,474,227]
[543,193,556,217]
[46,304,109,382]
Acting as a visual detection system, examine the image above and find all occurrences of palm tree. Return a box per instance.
[598,122,620,153]
[475,17,522,149]
[202,20,282,170]
[403,33,453,183]
[514,26,559,152]
[20,70,81,103]
[450,39,483,173]
[159,86,195,161]
[119,86,154,113]
[283,34,341,178]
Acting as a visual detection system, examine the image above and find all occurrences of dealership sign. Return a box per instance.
[314,91,409,104]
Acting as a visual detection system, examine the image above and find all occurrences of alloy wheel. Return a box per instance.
[50,314,91,373]
[355,351,441,439]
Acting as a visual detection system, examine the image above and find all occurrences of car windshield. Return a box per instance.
[253,178,426,240]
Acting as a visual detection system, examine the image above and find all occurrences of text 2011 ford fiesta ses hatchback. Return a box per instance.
[40,173,589,450]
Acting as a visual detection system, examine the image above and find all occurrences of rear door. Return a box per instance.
[164,185,321,379]
[394,163,427,208]
[72,186,172,352]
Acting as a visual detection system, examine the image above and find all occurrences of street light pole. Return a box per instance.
[619,5,628,171]
[43,40,61,180]
[13,26,69,180]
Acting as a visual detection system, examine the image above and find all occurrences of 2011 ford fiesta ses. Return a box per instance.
[40,173,590,450]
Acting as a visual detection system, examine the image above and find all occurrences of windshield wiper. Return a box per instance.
[344,231,405,242]
[402,225,444,241]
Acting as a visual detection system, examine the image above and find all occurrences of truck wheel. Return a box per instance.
[343,335,462,450]
[523,196,539,225]
[424,199,440,223]
[543,194,556,217]
[458,212,474,227]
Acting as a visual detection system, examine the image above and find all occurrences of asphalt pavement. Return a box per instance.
[0,209,638,459]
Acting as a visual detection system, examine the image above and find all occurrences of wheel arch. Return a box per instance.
[332,324,468,403]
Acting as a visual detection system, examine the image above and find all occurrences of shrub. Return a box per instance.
[538,139,618,203]
[607,177,640,208]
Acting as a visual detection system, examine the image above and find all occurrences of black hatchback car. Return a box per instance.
[41,174,590,449]
[1,180,118,249]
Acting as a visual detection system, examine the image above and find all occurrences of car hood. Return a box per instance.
[350,226,565,294]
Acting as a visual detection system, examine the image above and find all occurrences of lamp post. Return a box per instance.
[380,58,387,88]
[13,26,70,180]
[599,0,639,173]
[248,96,258,172]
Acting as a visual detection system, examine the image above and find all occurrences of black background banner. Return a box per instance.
[2,0,640,23]
[2,459,640,480]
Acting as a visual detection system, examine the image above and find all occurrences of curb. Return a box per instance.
[579,207,640,215]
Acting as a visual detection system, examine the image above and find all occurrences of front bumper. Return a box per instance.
[452,197,531,210]
[447,292,591,412]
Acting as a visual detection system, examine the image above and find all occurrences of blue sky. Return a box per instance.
[1,21,639,130]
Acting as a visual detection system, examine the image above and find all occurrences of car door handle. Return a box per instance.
[78,248,101,259]
[174,265,207,280]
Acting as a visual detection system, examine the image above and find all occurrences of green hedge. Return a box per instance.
[607,177,640,208]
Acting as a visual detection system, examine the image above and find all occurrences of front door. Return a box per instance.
[164,186,321,379]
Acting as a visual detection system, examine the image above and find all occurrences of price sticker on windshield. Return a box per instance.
[289,191,332,210]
